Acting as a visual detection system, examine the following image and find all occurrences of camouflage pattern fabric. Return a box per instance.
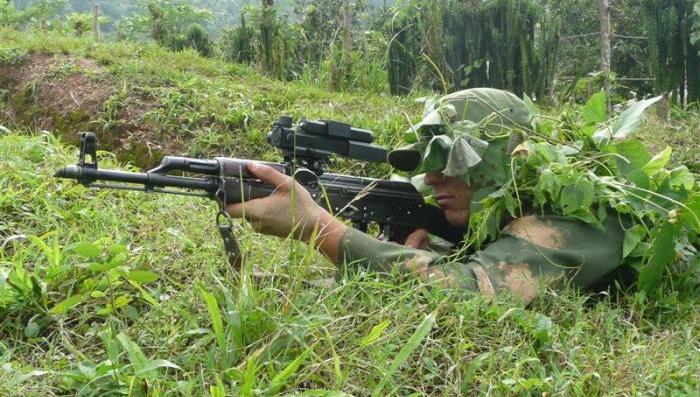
[337,211,626,305]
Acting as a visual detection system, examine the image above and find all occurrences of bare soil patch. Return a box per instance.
[1,52,177,167]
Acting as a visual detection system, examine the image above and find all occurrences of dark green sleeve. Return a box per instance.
[336,212,626,303]
[337,228,480,290]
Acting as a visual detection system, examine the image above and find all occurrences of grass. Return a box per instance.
[1,29,699,396]
[0,28,418,174]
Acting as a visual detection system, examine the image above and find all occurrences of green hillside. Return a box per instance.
[1,28,699,396]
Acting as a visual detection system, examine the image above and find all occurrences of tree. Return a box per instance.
[386,0,558,98]
[598,0,612,113]
[66,11,92,36]
[692,0,700,54]
[182,23,212,56]
[643,0,700,104]
[1,0,65,28]
[221,10,255,63]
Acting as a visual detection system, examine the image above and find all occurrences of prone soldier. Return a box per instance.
[227,88,631,304]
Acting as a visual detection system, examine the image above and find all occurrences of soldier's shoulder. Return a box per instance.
[500,211,625,251]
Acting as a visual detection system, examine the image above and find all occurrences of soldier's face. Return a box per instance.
[424,171,473,227]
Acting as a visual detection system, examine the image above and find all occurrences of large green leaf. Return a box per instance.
[73,242,101,259]
[637,221,679,293]
[127,270,160,284]
[610,96,663,139]
[116,332,149,373]
[582,92,607,124]
[681,193,700,232]
[623,225,645,258]
[360,320,391,347]
[593,96,662,143]
[134,359,181,377]
[613,140,651,176]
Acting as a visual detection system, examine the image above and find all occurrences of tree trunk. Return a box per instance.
[92,5,100,43]
[341,0,352,87]
[260,0,274,75]
[598,0,611,115]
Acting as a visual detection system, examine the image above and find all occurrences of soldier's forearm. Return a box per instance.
[307,211,348,264]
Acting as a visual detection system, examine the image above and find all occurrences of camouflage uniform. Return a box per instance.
[336,88,628,304]
[337,212,626,304]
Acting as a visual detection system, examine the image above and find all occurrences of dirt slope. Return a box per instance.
[0,52,169,165]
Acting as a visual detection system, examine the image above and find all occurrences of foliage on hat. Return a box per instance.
[405,88,532,186]
[460,93,698,294]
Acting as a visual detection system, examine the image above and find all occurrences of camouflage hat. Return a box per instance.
[388,88,532,180]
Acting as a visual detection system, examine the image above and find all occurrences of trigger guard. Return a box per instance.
[294,168,322,201]
[293,168,318,187]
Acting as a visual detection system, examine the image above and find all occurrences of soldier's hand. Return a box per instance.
[226,162,327,241]
[404,228,429,250]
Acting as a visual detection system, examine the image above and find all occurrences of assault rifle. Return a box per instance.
[56,117,465,268]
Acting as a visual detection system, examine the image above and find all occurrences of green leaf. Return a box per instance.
[28,235,57,269]
[582,92,607,124]
[422,135,452,171]
[681,193,700,232]
[116,332,148,372]
[626,170,650,190]
[560,180,594,215]
[641,147,672,176]
[360,320,391,347]
[49,294,84,314]
[371,312,436,397]
[134,359,181,377]
[73,242,101,259]
[535,168,561,203]
[532,313,553,343]
[127,270,159,284]
[637,222,679,293]
[241,356,257,397]
[266,348,311,395]
[613,140,651,176]
[87,252,126,272]
[593,96,662,143]
[668,167,695,191]
[623,225,645,258]
[443,136,483,177]
[611,96,663,139]
[199,286,226,359]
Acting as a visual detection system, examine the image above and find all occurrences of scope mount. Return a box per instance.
[267,116,387,175]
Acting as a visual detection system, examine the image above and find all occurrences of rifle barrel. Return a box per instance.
[56,165,215,191]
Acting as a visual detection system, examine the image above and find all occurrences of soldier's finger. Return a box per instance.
[247,162,291,190]
[227,202,262,220]
[405,228,428,249]
[226,203,245,219]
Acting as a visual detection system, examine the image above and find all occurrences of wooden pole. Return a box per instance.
[341,0,352,87]
[92,5,100,43]
[598,0,611,115]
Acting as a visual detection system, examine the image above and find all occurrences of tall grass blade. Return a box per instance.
[371,312,436,397]
[199,285,227,360]
[265,347,311,396]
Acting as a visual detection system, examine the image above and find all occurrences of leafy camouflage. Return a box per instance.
[387,88,532,186]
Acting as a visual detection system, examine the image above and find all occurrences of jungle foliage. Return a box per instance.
[3,0,700,104]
